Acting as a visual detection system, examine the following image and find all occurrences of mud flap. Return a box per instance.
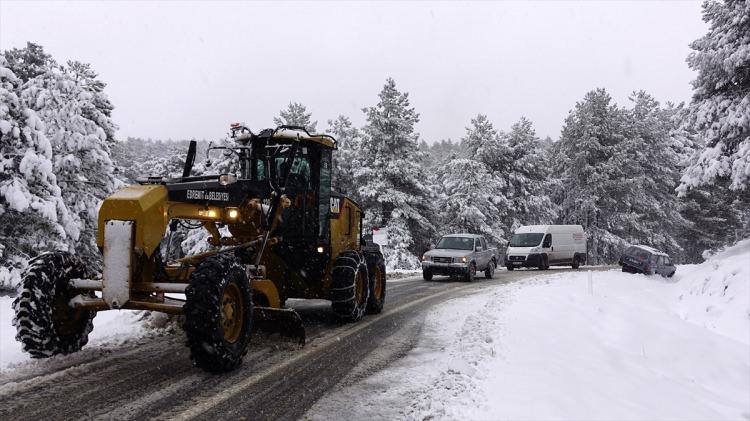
[252,307,306,345]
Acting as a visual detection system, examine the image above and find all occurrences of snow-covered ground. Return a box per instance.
[307,239,750,420]
[0,299,177,371]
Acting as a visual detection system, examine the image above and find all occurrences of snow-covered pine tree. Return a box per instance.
[421,138,466,169]
[66,60,116,142]
[2,42,53,83]
[273,102,317,132]
[442,114,511,241]
[327,115,360,196]
[18,55,119,265]
[355,78,435,268]
[679,0,750,194]
[0,55,72,289]
[464,114,511,174]
[555,88,628,264]
[433,158,507,242]
[671,99,748,260]
[131,144,186,180]
[503,117,557,232]
[457,114,553,241]
[679,185,746,261]
[617,91,686,257]
[111,138,204,184]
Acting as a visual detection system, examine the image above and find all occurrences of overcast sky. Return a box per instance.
[1,1,706,143]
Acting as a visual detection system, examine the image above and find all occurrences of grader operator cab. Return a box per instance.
[12,124,386,372]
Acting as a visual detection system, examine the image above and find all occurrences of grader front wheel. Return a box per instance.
[12,252,96,358]
[184,255,253,372]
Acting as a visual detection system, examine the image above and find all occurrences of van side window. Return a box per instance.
[542,234,552,248]
[480,238,487,250]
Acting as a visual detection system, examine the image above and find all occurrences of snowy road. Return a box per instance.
[0,267,598,420]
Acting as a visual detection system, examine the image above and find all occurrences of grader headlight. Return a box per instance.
[198,209,219,218]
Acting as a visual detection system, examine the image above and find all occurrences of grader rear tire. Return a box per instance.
[184,255,253,372]
[12,252,96,358]
[330,251,369,322]
[365,254,386,315]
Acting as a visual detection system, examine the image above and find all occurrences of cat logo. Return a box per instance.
[330,197,341,215]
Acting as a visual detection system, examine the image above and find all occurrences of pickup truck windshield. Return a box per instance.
[509,233,544,247]
[435,237,474,250]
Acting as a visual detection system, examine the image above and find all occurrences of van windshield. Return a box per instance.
[435,237,474,250]
[509,233,544,247]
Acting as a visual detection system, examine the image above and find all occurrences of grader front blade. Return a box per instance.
[253,307,306,345]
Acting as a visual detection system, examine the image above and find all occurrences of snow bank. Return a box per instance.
[0,296,178,371]
[673,238,750,345]
[308,240,750,420]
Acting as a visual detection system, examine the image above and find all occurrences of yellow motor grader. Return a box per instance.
[12,124,386,372]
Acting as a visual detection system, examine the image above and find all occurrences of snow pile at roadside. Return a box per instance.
[672,238,750,344]
[0,296,179,370]
[308,241,750,420]
[387,269,422,280]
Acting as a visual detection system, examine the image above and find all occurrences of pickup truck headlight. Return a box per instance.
[422,255,428,262]
[459,256,468,263]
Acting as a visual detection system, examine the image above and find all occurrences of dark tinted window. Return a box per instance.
[626,247,650,260]
[510,233,544,247]
[254,159,266,181]
[542,234,552,248]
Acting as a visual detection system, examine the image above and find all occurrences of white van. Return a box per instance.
[504,225,586,270]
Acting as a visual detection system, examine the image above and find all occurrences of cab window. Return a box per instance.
[318,148,332,239]
[254,159,266,180]
[542,234,552,248]
[344,205,352,235]
[252,145,312,191]
[271,155,311,190]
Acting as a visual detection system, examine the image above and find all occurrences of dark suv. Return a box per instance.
[618,245,676,277]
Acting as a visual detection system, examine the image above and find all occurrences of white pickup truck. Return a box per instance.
[420,234,499,282]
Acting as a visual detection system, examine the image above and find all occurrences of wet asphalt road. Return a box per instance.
[0,267,602,420]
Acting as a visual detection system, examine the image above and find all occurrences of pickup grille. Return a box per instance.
[508,255,525,262]
[431,256,453,264]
